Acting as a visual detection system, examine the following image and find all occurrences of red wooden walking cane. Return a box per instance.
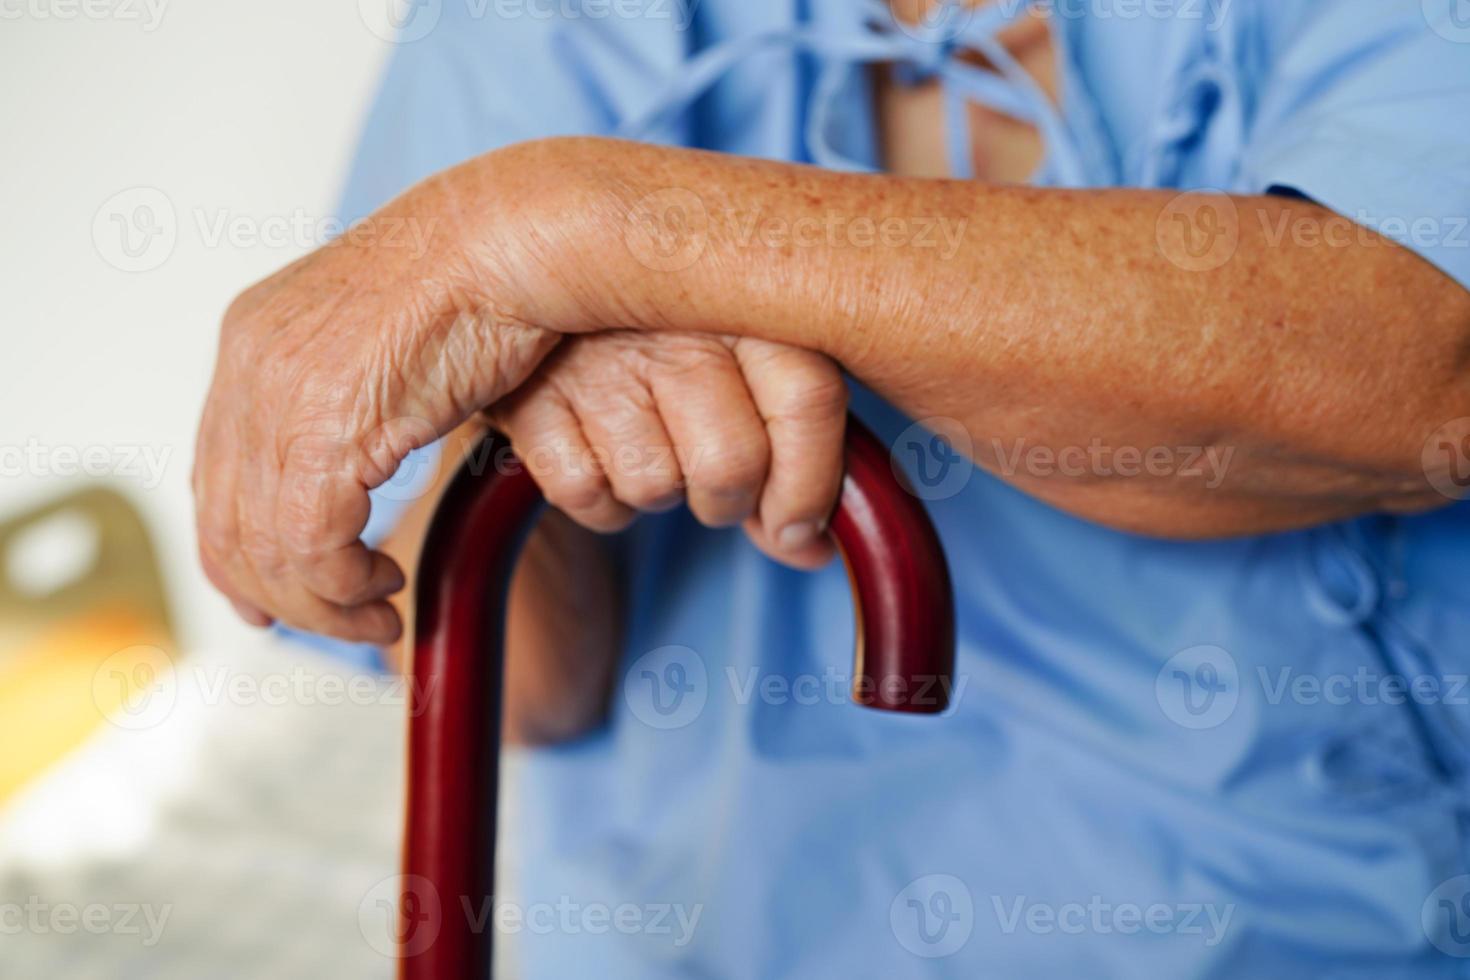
[400,413,955,978]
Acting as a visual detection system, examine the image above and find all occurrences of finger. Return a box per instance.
[278,595,403,645]
[231,598,273,628]
[732,339,847,566]
[650,348,769,528]
[194,408,279,625]
[272,431,399,608]
[491,390,636,533]
[198,539,274,628]
[239,495,401,644]
[223,427,393,643]
[290,544,406,607]
[573,372,686,515]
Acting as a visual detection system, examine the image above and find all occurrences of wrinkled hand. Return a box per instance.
[193,189,562,645]
[193,140,850,645]
[487,330,848,569]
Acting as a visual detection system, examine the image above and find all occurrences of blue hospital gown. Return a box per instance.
[332,1,1470,976]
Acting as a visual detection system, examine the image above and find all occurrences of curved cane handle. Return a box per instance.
[400,413,954,979]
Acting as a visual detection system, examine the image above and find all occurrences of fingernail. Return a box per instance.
[777,521,821,551]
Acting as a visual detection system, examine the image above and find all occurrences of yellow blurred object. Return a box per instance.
[0,488,176,802]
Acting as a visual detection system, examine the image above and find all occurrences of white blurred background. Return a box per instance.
[0,0,387,648]
[0,5,455,977]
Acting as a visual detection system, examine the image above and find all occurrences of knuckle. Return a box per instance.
[616,473,680,511]
[543,472,610,515]
[774,370,848,426]
[196,506,241,569]
[690,437,769,497]
[304,556,365,604]
[238,523,287,578]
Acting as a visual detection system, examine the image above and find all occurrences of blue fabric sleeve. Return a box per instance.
[1240,0,1470,291]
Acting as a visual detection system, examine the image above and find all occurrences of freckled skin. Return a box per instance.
[196,135,1470,740]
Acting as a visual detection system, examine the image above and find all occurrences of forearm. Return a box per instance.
[490,138,1470,537]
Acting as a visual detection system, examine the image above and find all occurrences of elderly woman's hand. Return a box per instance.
[192,141,849,644]
[487,329,846,569]
[193,153,566,644]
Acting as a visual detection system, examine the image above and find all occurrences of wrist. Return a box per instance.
[433,137,647,335]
